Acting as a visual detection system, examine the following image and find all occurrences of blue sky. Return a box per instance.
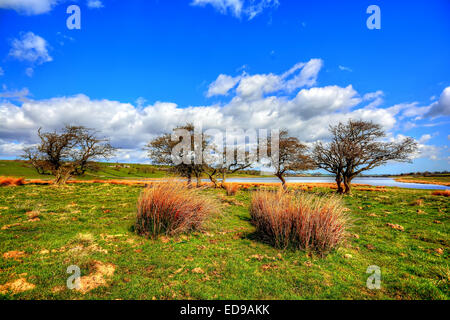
[0,0,449,173]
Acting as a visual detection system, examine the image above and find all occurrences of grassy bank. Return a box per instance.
[394,175,450,187]
[0,160,263,181]
[0,183,448,299]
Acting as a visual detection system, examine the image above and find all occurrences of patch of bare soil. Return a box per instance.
[78,260,115,294]
[2,250,26,260]
[0,278,35,295]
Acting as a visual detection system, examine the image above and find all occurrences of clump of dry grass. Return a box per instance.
[135,181,214,238]
[431,190,450,197]
[250,190,349,253]
[224,183,240,196]
[0,177,25,187]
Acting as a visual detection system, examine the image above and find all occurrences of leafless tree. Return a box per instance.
[22,126,115,185]
[146,123,210,187]
[314,120,417,194]
[204,147,253,188]
[268,130,315,190]
[312,136,346,193]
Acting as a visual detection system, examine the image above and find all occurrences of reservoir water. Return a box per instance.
[224,177,449,190]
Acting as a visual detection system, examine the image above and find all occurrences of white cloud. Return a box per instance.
[390,134,442,161]
[0,87,30,102]
[208,59,323,100]
[418,134,432,144]
[87,0,103,9]
[9,32,52,65]
[0,61,443,163]
[338,65,352,72]
[426,86,450,118]
[362,90,384,108]
[25,67,34,77]
[191,0,278,20]
[0,0,58,15]
[207,74,241,97]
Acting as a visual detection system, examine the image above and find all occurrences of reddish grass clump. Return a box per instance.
[135,181,213,238]
[224,183,240,196]
[0,177,25,187]
[250,190,349,253]
[431,190,450,197]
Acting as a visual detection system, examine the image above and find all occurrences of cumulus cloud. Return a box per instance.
[0,88,399,159]
[191,0,278,20]
[208,59,323,100]
[426,86,450,118]
[0,61,443,163]
[0,0,58,15]
[0,87,30,102]
[207,74,241,97]
[87,0,104,9]
[9,32,52,65]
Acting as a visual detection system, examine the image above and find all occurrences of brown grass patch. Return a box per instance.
[431,190,450,197]
[250,190,348,253]
[224,183,240,196]
[386,223,404,231]
[2,250,26,259]
[0,177,25,187]
[78,260,115,294]
[135,181,214,238]
[0,277,35,295]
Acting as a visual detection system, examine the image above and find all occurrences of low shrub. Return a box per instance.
[0,177,25,187]
[431,190,450,197]
[224,183,240,196]
[135,181,213,238]
[250,190,349,253]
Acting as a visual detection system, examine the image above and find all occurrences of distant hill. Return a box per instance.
[0,160,171,180]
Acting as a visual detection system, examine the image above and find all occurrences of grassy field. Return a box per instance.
[0,183,448,300]
[0,160,263,181]
[0,160,171,180]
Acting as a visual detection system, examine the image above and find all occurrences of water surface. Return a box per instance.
[225,177,449,190]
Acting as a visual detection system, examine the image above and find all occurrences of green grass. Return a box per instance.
[0,184,448,300]
[393,175,450,185]
[0,160,262,181]
[0,160,171,180]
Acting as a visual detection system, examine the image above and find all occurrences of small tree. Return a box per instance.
[318,120,417,194]
[312,130,346,193]
[146,123,210,187]
[268,130,314,190]
[22,125,115,185]
[204,148,253,188]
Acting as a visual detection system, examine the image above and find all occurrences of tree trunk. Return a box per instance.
[343,176,352,194]
[336,175,343,194]
[196,175,201,188]
[186,174,192,187]
[276,173,287,190]
[54,169,72,185]
[208,175,218,188]
[220,171,227,189]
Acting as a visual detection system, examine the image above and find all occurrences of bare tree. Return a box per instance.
[312,139,345,193]
[146,123,210,187]
[204,147,253,188]
[268,130,314,190]
[22,126,115,185]
[316,120,417,194]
